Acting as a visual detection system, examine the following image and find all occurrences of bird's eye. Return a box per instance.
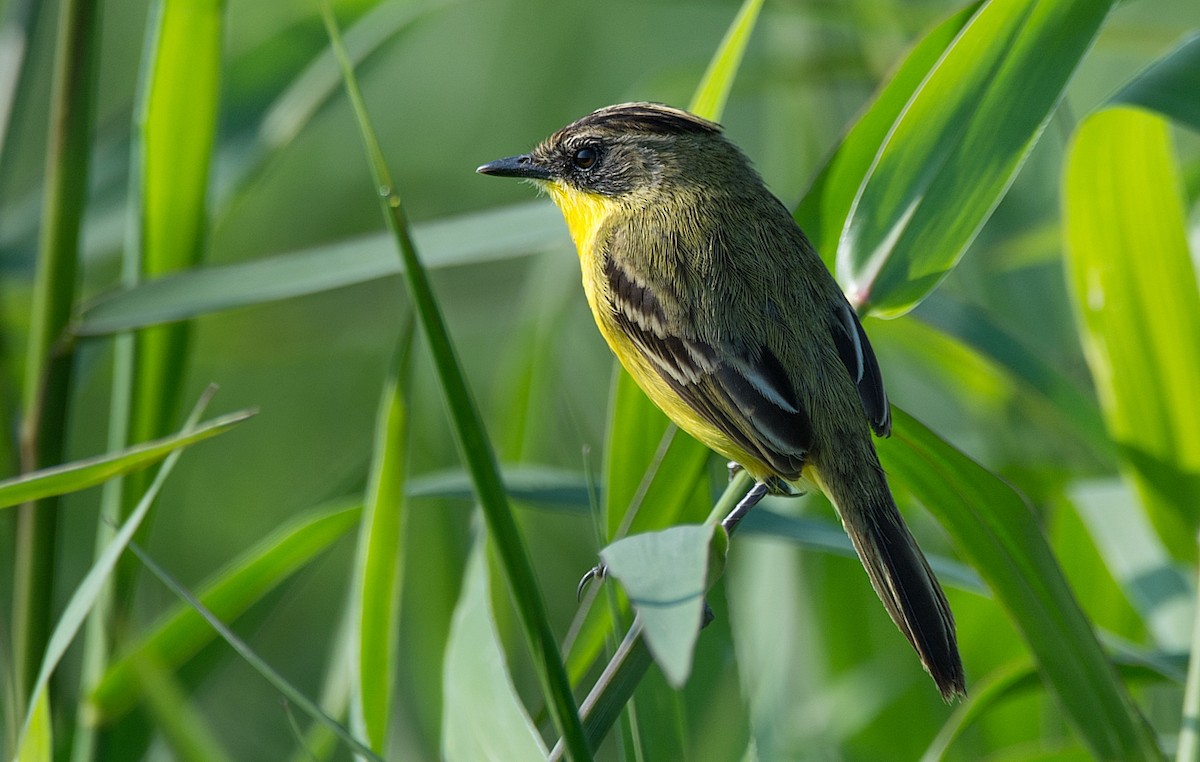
[573,146,598,170]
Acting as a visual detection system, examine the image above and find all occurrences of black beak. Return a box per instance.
[476,153,552,180]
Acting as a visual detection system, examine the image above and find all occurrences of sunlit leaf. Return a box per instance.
[838,0,1112,316]
[1063,107,1200,560]
[688,0,763,120]
[795,2,980,266]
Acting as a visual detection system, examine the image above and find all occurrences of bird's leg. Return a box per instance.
[721,480,769,536]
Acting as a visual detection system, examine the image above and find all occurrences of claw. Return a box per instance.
[577,563,606,600]
[727,461,743,482]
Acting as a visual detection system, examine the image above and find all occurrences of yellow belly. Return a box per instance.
[546,181,773,479]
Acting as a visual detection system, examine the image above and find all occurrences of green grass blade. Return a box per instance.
[89,500,361,723]
[1112,32,1200,132]
[13,0,101,706]
[319,7,589,758]
[13,391,212,753]
[442,543,549,761]
[126,542,384,762]
[794,2,979,266]
[879,406,1162,760]
[1063,107,1200,561]
[350,333,412,752]
[838,0,1113,317]
[74,201,565,336]
[0,409,253,510]
[688,0,763,119]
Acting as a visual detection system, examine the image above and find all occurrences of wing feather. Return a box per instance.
[605,255,812,479]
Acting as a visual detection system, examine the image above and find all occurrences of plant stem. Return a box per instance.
[13,0,100,705]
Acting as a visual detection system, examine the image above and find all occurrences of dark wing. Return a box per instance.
[605,255,812,479]
[830,299,891,436]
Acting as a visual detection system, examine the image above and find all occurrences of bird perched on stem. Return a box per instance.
[478,102,965,699]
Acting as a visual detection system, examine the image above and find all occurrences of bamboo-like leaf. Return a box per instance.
[1063,107,1200,561]
[89,501,362,723]
[838,0,1113,316]
[75,201,565,336]
[688,0,763,119]
[350,333,412,752]
[879,407,1162,760]
[0,409,253,510]
[319,7,589,758]
[794,2,980,265]
[442,543,548,761]
[1112,33,1200,133]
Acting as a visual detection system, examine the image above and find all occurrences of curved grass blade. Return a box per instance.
[442,543,548,761]
[1063,107,1200,561]
[74,201,564,336]
[0,409,253,510]
[320,7,589,758]
[880,407,1162,760]
[131,654,234,762]
[838,0,1113,317]
[89,500,361,723]
[1112,33,1200,133]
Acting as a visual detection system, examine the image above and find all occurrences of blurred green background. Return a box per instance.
[2,0,1199,759]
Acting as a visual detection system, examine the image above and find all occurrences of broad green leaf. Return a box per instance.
[320,9,588,757]
[600,525,719,688]
[0,409,253,510]
[350,335,412,752]
[880,407,1162,761]
[1063,107,1200,560]
[795,2,980,266]
[89,501,362,722]
[838,0,1112,317]
[442,544,548,761]
[14,394,209,753]
[75,201,565,336]
[1112,33,1200,133]
[688,0,763,120]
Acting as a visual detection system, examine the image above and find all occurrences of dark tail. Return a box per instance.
[813,455,965,700]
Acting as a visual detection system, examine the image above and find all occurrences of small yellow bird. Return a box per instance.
[478,102,964,699]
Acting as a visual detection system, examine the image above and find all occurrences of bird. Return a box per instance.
[477,102,965,699]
